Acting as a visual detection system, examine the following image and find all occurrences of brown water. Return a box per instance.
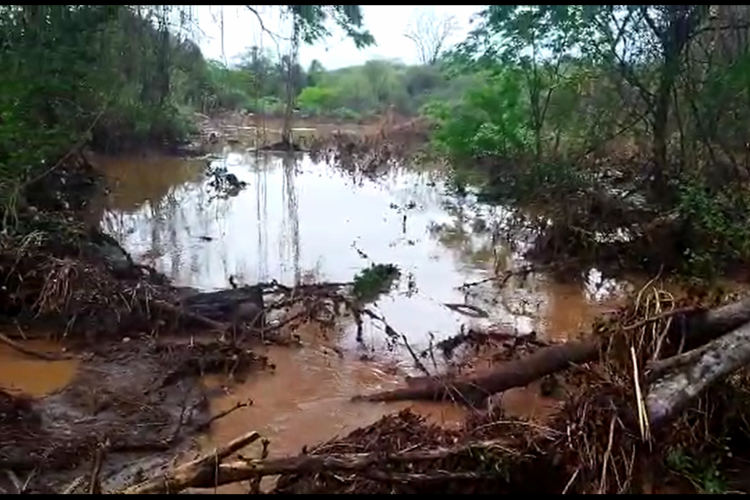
[0,148,633,491]
[0,339,78,397]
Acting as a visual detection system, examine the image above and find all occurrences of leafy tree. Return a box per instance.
[427,4,750,275]
[307,59,326,87]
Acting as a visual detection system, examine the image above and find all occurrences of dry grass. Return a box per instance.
[0,215,175,340]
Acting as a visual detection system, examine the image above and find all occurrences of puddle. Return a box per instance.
[85,150,634,486]
[0,339,78,397]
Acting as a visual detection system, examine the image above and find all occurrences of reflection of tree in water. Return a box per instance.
[101,180,204,258]
[428,198,511,271]
[280,153,301,285]
[99,158,233,281]
[98,157,206,213]
[97,151,317,288]
[385,169,444,212]
[252,153,270,281]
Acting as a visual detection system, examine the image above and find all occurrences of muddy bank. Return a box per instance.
[0,339,267,494]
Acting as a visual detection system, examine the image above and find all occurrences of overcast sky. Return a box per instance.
[191,5,484,69]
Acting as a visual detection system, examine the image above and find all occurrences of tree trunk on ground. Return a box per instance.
[355,340,597,405]
[179,286,265,327]
[646,320,750,429]
[354,296,750,404]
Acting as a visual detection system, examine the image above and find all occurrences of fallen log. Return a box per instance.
[355,339,597,405]
[646,320,750,429]
[680,295,750,349]
[0,332,72,361]
[355,295,750,404]
[121,438,506,494]
[139,286,267,338]
[151,300,227,332]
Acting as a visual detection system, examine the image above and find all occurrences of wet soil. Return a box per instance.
[0,338,268,493]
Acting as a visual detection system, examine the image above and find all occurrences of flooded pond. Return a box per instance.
[0,147,633,491]
[96,151,626,348]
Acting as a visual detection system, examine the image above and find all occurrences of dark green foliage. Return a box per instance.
[352,263,401,304]
[421,4,750,277]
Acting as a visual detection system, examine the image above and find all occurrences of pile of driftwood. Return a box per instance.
[112,283,750,494]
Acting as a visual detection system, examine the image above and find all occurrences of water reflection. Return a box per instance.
[95,151,630,353]
[281,155,301,284]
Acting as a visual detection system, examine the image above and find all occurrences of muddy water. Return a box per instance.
[206,341,465,458]
[0,340,78,397]
[84,149,630,486]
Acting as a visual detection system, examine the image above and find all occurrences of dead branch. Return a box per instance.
[459,262,563,291]
[622,305,700,331]
[195,400,252,432]
[684,295,750,346]
[151,299,227,332]
[355,295,750,404]
[121,431,263,494]
[88,445,105,495]
[402,334,431,376]
[421,327,545,360]
[122,438,509,494]
[355,339,598,405]
[442,303,489,318]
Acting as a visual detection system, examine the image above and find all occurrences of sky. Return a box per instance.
[190,5,484,70]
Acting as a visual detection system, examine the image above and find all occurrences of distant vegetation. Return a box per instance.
[205,8,468,122]
[207,51,475,122]
[0,4,459,169]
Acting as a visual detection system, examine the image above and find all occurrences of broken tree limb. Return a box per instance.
[151,300,227,332]
[354,340,598,405]
[179,286,264,326]
[122,439,508,494]
[416,328,546,365]
[355,295,750,405]
[121,431,262,494]
[646,321,750,430]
